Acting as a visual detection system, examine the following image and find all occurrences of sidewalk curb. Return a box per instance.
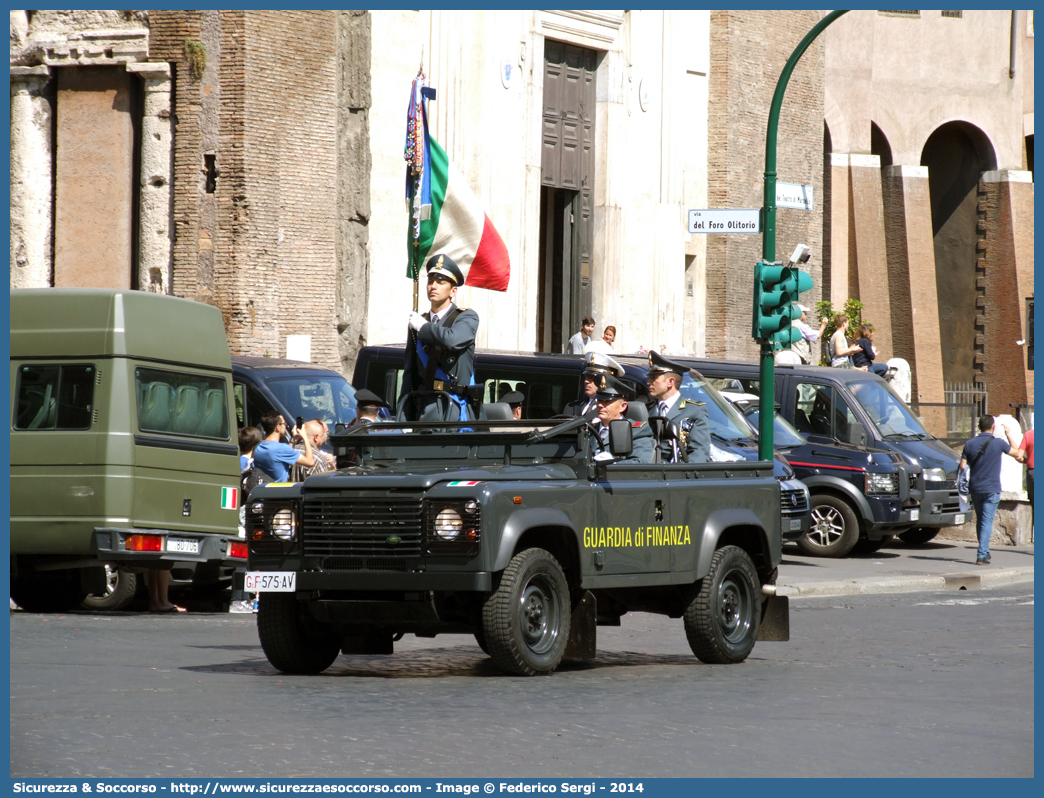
[777,567,1034,598]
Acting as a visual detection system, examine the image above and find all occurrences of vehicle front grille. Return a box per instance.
[302,493,424,558]
[781,488,809,514]
[320,556,410,571]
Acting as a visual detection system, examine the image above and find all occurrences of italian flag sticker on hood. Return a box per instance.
[221,487,239,510]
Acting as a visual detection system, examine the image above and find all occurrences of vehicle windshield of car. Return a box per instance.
[848,379,928,440]
[266,375,357,427]
[678,373,756,443]
[743,409,807,448]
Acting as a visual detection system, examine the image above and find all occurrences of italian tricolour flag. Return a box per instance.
[221,487,238,510]
[406,79,510,291]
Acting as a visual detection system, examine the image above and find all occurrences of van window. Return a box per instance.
[848,379,928,440]
[14,364,95,430]
[474,367,577,419]
[264,375,357,428]
[135,367,229,439]
[793,382,832,436]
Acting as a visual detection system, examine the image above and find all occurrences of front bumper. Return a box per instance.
[917,487,964,527]
[779,480,811,542]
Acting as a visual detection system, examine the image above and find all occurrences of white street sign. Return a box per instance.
[776,182,814,210]
[687,209,761,234]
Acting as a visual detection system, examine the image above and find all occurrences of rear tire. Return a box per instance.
[481,548,570,676]
[799,495,860,557]
[257,593,340,674]
[899,527,941,545]
[81,566,137,611]
[684,545,761,664]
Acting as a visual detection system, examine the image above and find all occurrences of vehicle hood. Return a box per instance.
[302,463,579,491]
[889,436,960,477]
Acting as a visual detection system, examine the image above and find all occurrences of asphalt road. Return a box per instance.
[10,583,1033,779]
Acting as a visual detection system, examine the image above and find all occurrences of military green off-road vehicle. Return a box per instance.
[245,411,789,676]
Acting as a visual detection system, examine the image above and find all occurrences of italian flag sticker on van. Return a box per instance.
[221,487,239,510]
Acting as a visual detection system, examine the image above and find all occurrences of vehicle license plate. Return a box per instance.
[166,537,200,554]
[789,519,803,531]
[954,513,965,525]
[245,571,296,592]
[910,509,919,521]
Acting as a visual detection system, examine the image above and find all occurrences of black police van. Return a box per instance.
[661,358,963,545]
[352,345,811,543]
[722,392,922,557]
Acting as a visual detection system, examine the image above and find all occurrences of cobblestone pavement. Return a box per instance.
[10,583,1033,778]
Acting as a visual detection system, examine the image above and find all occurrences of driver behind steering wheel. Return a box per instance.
[590,374,655,464]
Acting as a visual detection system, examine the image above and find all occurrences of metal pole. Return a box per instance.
[758,9,849,461]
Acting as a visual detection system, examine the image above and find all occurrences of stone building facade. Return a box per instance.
[10,9,1033,419]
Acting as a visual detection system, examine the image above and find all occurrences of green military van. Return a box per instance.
[10,289,246,611]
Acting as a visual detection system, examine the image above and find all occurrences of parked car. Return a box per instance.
[632,358,963,545]
[10,289,246,612]
[721,391,922,556]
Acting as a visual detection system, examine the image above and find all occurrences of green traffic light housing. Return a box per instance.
[752,258,814,345]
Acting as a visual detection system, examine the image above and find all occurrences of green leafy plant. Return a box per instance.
[184,39,206,81]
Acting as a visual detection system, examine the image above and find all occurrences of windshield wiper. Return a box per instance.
[883,432,923,440]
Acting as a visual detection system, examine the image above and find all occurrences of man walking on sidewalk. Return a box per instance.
[960,415,1024,565]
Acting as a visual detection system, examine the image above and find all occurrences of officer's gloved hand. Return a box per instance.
[408,312,427,332]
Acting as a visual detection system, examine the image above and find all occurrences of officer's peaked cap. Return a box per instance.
[593,374,628,400]
[425,253,463,286]
[647,350,686,378]
[583,351,625,378]
[354,388,389,409]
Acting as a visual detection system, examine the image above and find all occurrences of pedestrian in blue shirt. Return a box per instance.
[960,415,1024,565]
[253,411,315,482]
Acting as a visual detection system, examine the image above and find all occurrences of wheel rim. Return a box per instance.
[717,570,754,644]
[808,505,845,548]
[517,573,560,655]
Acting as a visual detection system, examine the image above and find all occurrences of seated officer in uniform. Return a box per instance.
[590,373,654,465]
[348,389,389,427]
[645,351,710,463]
[402,254,481,422]
[564,351,626,419]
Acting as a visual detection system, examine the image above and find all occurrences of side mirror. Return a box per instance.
[608,418,633,458]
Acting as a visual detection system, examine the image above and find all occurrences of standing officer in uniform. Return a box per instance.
[402,254,481,422]
[564,352,626,418]
[590,374,654,464]
[646,351,709,463]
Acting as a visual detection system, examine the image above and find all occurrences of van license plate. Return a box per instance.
[245,572,296,592]
[789,519,803,531]
[166,538,200,554]
[954,514,965,525]
[910,509,919,521]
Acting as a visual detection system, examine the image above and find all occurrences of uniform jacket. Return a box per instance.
[564,396,597,418]
[402,304,479,421]
[594,418,655,464]
[655,396,710,463]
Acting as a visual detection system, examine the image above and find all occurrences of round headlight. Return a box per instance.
[271,508,295,540]
[434,507,463,540]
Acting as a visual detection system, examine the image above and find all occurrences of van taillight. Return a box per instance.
[125,534,163,552]
[229,541,248,559]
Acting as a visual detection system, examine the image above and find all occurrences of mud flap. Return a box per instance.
[564,590,597,659]
[757,593,790,641]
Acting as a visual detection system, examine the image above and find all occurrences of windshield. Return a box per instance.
[678,373,756,443]
[744,410,807,448]
[266,375,357,427]
[848,379,928,440]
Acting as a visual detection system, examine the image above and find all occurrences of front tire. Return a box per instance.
[684,545,761,664]
[257,593,340,674]
[81,565,138,611]
[899,527,941,545]
[799,495,860,557]
[481,548,571,676]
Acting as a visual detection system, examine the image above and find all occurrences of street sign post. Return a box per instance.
[688,209,761,234]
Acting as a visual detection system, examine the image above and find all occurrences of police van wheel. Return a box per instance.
[898,527,940,545]
[800,495,860,557]
[482,548,571,676]
[684,545,760,664]
[473,629,490,656]
[257,593,340,674]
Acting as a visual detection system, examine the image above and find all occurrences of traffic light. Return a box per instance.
[751,259,813,347]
